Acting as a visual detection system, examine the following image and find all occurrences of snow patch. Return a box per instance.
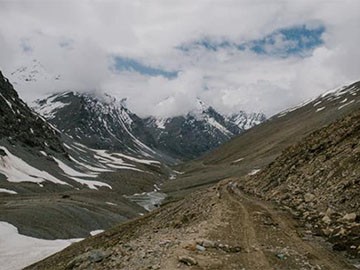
[125,191,167,211]
[34,96,70,120]
[0,221,82,270]
[338,100,355,110]
[0,93,15,114]
[155,118,167,129]
[206,117,233,137]
[106,202,117,206]
[316,106,326,112]
[248,169,261,176]
[232,157,244,163]
[53,157,111,190]
[0,147,68,185]
[0,188,17,194]
[90,230,104,236]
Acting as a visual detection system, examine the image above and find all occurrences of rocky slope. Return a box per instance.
[238,107,360,258]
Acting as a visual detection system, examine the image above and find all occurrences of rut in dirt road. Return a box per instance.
[210,181,356,270]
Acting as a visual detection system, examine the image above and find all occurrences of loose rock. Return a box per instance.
[178,255,198,266]
[342,213,357,222]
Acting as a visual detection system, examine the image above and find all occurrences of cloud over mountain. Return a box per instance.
[0,0,359,117]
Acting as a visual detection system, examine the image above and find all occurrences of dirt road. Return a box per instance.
[204,181,356,269]
[27,179,356,270]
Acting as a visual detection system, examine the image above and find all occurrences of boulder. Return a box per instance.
[304,193,316,203]
[322,215,331,225]
[342,213,357,222]
[178,255,198,266]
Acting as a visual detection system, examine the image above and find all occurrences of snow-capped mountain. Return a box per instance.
[33,91,159,157]
[0,70,65,154]
[0,71,165,192]
[8,60,266,161]
[34,93,266,161]
[227,111,266,130]
[10,59,61,86]
[144,99,266,160]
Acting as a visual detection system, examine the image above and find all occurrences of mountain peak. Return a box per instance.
[10,59,61,85]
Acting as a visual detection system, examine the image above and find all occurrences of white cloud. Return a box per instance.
[0,0,359,117]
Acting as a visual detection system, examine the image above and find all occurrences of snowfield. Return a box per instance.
[0,222,82,270]
[0,146,68,185]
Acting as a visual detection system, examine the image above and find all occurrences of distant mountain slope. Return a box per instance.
[34,92,265,161]
[34,92,158,156]
[203,81,360,166]
[0,71,65,154]
[163,81,360,198]
[8,59,265,161]
[144,99,265,160]
[10,59,61,85]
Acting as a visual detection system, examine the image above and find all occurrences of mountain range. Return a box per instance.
[1,64,360,269]
[8,59,266,161]
[27,79,360,270]
[33,91,265,161]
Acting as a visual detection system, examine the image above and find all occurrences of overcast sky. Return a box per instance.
[0,0,359,117]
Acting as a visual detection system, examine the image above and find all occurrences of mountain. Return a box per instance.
[34,93,265,161]
[8,59,265,161]
[227,111,266,130]
[27,81,360,270]
[0,71,169,242]
[0,70,65,154]
[10,59,61,85]
[144,99,265,160]
[161,81,360,200]
[33,91,158,157]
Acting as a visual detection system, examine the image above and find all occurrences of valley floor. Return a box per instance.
[28,178,357,270]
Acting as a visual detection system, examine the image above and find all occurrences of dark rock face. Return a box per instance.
[0,71,65,154]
